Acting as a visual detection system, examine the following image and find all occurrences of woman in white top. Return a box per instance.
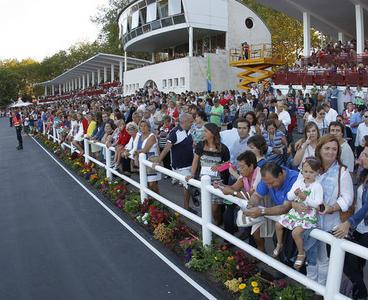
[293,122,320,169]
[71,113,85,155]
[134,120,161,194]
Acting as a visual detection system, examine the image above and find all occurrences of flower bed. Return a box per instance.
[35,133,313,299]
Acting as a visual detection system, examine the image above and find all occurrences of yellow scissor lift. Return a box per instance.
[229,43,283,90]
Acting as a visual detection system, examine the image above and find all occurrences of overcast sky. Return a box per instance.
[0,0,107,61]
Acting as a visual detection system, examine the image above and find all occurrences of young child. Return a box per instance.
[273,157,323,269]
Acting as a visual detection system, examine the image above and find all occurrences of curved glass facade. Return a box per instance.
[119,0,185,45]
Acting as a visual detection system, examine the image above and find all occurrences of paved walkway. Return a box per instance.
[0,118,216,300]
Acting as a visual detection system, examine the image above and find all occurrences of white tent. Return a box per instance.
[10,99,32,108]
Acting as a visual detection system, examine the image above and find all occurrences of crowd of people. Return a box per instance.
[6,82,368,299]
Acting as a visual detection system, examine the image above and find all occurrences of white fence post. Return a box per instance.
[52,126,56,143]
[105,146,112,181]
[42,122,46,135]
[84,139,90,164]
[201,175,212,246]
[324,239,346,300]
[139,153,148,203]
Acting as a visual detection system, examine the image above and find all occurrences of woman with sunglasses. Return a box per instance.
[311,105,328,136]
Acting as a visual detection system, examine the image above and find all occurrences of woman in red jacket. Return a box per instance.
[112,119,131,170]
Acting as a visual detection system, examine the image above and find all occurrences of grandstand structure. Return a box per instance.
[254,0,368,112]
[117,0,272,94]
[38,53,151,98]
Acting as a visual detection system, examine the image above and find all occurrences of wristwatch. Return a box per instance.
[260,207,266,216]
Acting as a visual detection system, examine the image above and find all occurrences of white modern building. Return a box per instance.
[118,0,272,95]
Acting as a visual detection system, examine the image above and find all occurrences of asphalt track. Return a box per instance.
[0,118,220,300]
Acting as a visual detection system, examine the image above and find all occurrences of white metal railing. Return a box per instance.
[41,124,368,300]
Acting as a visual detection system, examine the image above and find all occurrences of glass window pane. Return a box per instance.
[131,10,139,29]
[146,2,157,22]
[169,0,181,16]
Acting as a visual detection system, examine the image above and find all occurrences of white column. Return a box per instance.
[124,52,128,95]
[119,61,123,84]
[63,84,65,93]
[82,75,86,89]
[75,78,78,90]
[58,84,62,95]
[91,71,95,86]
[86,73,90,87]
[356,4,365,54]
[97,69,101,84]
[338,32,344,42]
[51,85,55,96]
[69,81,72,92]
[44,85,47,96]
[111,64,115,82]
[71,80,74,91]
[303,12,311,58]
[189,26,193,57]
[78,77,81,90]
[103,66,107,83]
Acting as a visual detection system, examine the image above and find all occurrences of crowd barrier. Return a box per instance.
[43,123,368,300]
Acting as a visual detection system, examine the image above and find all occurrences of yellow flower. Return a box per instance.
[239,283,246,290]
[253,287,260,294]
[251,281,258,287]
[227,256,234,261]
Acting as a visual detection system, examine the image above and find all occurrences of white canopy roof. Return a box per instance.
[255,0,368,39]
[37,53,151,86]
[10,99,32,108]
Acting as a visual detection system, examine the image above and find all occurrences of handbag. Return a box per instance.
[236,210,264,227]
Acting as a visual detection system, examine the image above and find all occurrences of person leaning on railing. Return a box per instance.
[213,151,261,241]
[333,145,368,299]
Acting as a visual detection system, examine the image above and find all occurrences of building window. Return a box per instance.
[162,79,167,88]
[180,77,185,87]
[245,18,254,29]
[139,7,147,26]
[158,0,169,19]
[168,79,172,87]
[168,0,182,16]
[174,78,178,87]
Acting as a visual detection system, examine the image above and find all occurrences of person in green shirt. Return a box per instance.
[210,98,224,127]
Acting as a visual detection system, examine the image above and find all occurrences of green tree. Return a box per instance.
[0,68,21,106]
[91,0,129,55]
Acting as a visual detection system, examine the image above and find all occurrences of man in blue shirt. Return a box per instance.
[155,113,195,212]
[245,162,299,217]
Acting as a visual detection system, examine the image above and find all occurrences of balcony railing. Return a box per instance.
[123,13,186,45]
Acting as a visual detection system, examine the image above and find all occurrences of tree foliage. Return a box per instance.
[0,68,21,106]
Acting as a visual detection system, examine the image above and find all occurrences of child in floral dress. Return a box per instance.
[273,157,323,269]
